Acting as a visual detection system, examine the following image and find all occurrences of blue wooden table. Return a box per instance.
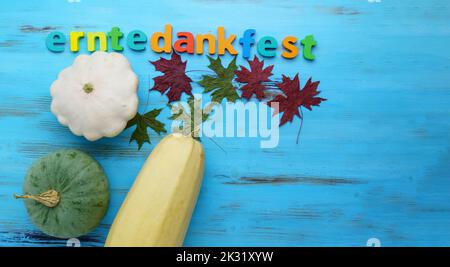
[0,0,449,247]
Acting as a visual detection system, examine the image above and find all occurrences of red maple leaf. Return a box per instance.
[267,74,326,142]
[235,56,274,100]
[150,52,193,102]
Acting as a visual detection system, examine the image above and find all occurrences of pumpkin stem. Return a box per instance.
[83,83,94,94]
[14,189,60,208]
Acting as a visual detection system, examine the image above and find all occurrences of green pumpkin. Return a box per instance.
[16,149,109,238]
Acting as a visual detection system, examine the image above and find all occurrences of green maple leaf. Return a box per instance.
[168,96,215,140]
[126,108,166,150]
[198,56,239,103]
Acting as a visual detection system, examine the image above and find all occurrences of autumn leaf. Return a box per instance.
[150,52,193,103]
[267,74,325,142]
[268,74,326,125]
[168,96,215,140]
[126,109,167,150]
[198,56,239,103]
[235,56,274,100]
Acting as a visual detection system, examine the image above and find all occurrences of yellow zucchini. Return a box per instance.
[105,133,205,247]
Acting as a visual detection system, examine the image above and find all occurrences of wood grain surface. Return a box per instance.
[0,0,449,246]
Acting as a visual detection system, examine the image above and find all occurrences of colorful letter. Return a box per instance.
[239,29,255,59]
[257,36,277,58]
[195,34,216,55]
[46,31,66,52]
[108,27,124,52]
[151,24,172,53]
[281,36,298,59]
[217,26,237,55]
[127,30,147,51]
[87,32,107,52]
[174,32,194,54]
[301,34,316,61]
[69,31,84,52]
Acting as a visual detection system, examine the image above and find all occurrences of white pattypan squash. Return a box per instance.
[50,51,139,141]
